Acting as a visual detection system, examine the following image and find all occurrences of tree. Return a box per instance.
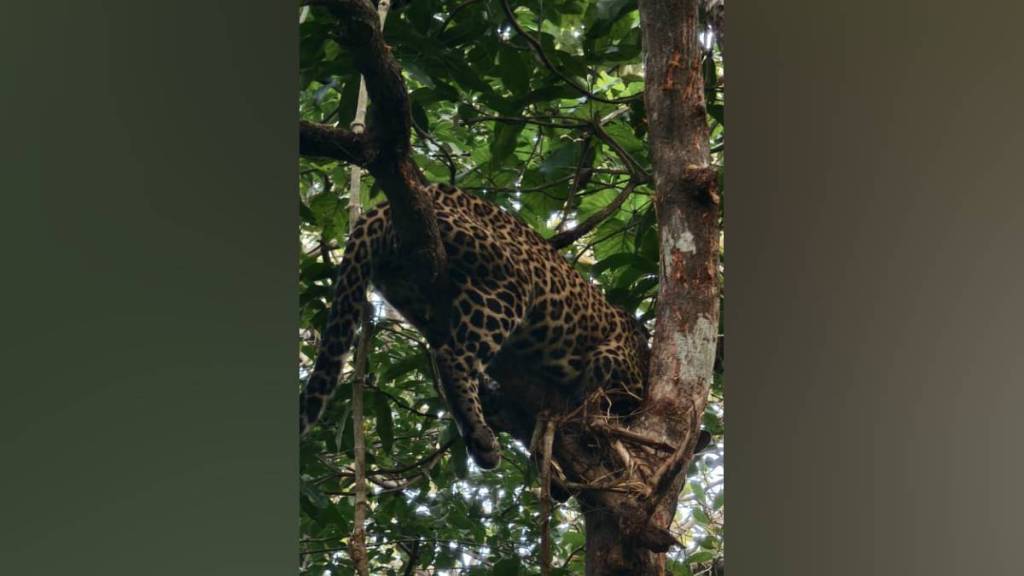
[298,0,724,574]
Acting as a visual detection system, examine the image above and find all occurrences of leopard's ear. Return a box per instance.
[693,429,713,454]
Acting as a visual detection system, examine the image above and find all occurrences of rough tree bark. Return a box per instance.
[581,0,721,573]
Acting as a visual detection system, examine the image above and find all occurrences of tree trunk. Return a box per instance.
[584,507,659,575]
[580,0,721,573]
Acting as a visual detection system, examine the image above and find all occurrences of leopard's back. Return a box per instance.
[303,183,651,469]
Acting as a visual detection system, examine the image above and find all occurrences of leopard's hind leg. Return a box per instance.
[432,281,524,470]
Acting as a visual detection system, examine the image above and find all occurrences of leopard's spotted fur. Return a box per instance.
[301,184,650,469]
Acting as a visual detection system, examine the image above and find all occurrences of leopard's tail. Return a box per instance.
[300,216,378,435]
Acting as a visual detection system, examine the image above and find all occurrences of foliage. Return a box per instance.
[299,1,724,573]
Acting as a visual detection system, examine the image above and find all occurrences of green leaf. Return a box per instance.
[591,252,652,276]
[702,410,724,435]
[403,60,437,88]
[380,353,426,384]
[708,103,725,126]
[498,48,532,95]
[713,490,725,510]
[524,82,584,104]
[585,0,637,41]
[687,550,715,564]
[411,100,431,132]
[446,56,494,94]
[692,480,707,502]
[300,480,330,510]
[336,77,360,124]
[299,200,317,224]
[300,260,335,283]
[538,142,581,179]
[334,406,351,453]
[692,507,711,525]
[490,122,524,167]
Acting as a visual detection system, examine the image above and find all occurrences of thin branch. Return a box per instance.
[400,540,421,576]
[589,121,648,179]
[367,383,445,420]
[372,437,456,476]
[553,136,595,232]
[499,0,641,105]
[437,0,483,36]
[548,180,639,249]
[413,121,457,185]
[568,214,646,267]
[336,4,393,576]
[299,120,373,165]
[561,545,585,569]
[460,174,573,195]
[464,114,587,129]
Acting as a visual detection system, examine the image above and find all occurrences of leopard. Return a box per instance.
[300,183,654,470]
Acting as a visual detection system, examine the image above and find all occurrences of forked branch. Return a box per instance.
[300,0,449,326]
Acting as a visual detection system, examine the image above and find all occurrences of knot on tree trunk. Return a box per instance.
[683,165,720,205]
[479,381,700,556]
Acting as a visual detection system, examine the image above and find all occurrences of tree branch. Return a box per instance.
[299,120,373,165]
[301,0,450,336]
[371,437,456,477]
[548,180,639,249]
[400,540,421,576]
[309,0,412,157]
[589,121,649,179]
[464,114,587,129]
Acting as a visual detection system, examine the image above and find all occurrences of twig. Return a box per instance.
[413,120,457,185]
[589,121,648,179]
[436,0,483,36]
[464,114,587,129]
[372,437,456,476]
[561,545,585,569]
[400,540,421,576]
[548,180,638,249]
